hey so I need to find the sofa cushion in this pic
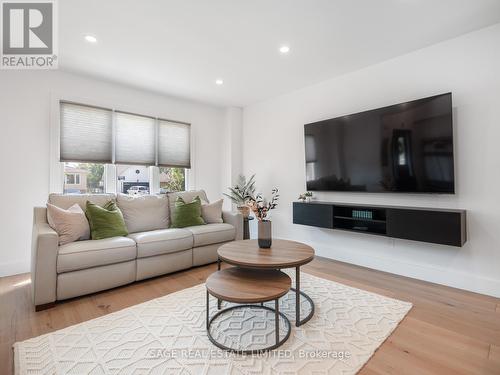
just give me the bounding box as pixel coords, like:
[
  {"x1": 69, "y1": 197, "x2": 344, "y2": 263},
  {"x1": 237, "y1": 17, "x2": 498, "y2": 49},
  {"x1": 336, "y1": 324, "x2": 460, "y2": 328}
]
[
  {"x1": 49, "y1": 193, "x2": 115, "y2": 210},
  {"x1": 201, "y1": 199, "x2": 223, "y2": 224},
  {"x1": 85, "y1": 201, "x2": 129, "y2": 240},
  {"x1": 171, "y1": 196, "x2": 206, "y2": 228},
  {"x1": 117, "y1": 193, "x2": 169, "y2": 233},
  {"x1": 168, "y1": 190, "x2": 208, "y2": 222},
  {"x1": 47, "y1": 203, "x2": 90, "y2": 245},
  {"x1": 57, "y1": 237, "x2": 137, "y2": 273},
  {"x1": 128, "y1": 228, "x2": 193, "y2": 258},
  {"x1": 185, "y1": 223, "x2": 236, "y2": 247}
]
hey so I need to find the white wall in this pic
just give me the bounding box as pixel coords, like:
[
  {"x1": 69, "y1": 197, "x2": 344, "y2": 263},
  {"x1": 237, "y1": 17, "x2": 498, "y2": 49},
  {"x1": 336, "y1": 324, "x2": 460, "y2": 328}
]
[
  {"x1": 221, "y1": 107, "x2": 244, "y2": 210},
  {"x1": 242, "y1": 24, "x2": 500, "y2": 297},
  {"x1": 0, "y1": 70, "x2": 225, "y2": 276}
]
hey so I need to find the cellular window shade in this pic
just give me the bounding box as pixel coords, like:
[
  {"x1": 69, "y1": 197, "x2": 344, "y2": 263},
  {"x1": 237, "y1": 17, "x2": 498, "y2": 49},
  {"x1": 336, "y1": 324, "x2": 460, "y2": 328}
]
[
  {"x1": 60, "y1": 102, "x2": 112, "y2": 163},
  {"x1": 158, "y1": 120, "x2": 191, "y2": 168},
  {"x1": 115, "y1": 112, "x2": 156, "y2": 166}
]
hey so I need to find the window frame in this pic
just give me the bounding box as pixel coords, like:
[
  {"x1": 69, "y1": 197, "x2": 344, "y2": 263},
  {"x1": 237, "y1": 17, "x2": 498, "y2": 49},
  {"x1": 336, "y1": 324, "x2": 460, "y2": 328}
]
[{"x1": 50, "y1": 94, "x2": 193, "y2": 194}]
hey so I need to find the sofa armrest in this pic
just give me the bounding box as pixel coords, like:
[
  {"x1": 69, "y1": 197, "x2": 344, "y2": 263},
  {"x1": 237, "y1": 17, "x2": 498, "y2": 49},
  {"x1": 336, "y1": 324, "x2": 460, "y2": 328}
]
[
  {"x1": 31, "y1": 207, "x2": 59, "y2": 308},
  {"x1": 222, "y1": 211, "x2": 243, "y2": 240}
]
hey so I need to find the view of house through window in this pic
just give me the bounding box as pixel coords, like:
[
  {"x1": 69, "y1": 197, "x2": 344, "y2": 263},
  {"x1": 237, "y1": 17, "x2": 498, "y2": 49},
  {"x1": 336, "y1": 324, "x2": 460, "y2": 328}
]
[
  {"x1": 65, "y1": 173, "x2": 80, "y2": 185},
  {"x1": 63, "y1": 164, "x2": 186, "y2": 195},
  {"x1": 63, "y1": 163, "x2": 105, "y2": 194},
  {"x1": 116, "y1": 165, "x2": 150, "y2": 195},
  {"x1": 159, "y1": 167, "x2": 186, "y2": 193}
]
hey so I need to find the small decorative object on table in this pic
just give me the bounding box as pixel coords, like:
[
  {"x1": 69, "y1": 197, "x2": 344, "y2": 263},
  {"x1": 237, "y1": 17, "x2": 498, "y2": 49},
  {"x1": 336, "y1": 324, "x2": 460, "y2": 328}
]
[
  {"x1": 248, "y1": 188, "x2": 279, "y2": 248},
  {"x1": 223, "y1": 174, "x2": 256, "y2": 218},
  {"x1": 298, "y1": 191, "x2": 313, "y2": 203}
]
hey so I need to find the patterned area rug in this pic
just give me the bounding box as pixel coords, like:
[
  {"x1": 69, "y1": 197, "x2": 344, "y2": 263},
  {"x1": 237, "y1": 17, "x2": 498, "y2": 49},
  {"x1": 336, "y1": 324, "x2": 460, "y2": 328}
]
[{"x1": 14, "y1": 271, "x2": 412, "y2": 374}]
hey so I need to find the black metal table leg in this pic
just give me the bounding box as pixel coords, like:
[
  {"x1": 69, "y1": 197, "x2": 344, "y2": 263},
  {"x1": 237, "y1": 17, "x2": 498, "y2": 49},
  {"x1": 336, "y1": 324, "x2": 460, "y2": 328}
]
[
  {"x1": 217, "y1": 258, "x2": 221, "y2": 309},
  {"x1": 290, "y1": 266, "x2": 315, "y2": 327},
  {"x1": 206, "y1": 290, "x2": 209, "y2": 329},
  {"x1": 275, "y1": 299, "x2": 279, "y2": 344},
  {"x1": 295, "y1": 266, "x2": 300, "y2": 327},
  {"x1": 206, "y1": 301, "x2": 291, "y2": 354}
]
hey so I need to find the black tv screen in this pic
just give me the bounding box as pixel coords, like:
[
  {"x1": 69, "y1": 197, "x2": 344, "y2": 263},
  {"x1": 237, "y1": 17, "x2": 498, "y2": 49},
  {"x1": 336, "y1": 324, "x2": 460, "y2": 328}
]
[{"x1": 304, "y1": 93, "x2": 454, "y2": 193}]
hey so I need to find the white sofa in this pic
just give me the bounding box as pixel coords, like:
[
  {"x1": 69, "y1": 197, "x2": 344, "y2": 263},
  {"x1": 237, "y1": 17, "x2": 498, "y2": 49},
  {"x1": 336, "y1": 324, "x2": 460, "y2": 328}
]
[{"x1": 31, "y1": 190, "x2": 243, "y2": 310}]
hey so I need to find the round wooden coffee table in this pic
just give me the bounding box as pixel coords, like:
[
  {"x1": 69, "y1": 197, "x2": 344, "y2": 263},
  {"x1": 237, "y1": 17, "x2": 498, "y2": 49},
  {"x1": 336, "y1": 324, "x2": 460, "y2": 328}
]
[
  {"x1": 217, "y1": 239, "x2": 315, "y2": 326},
  {"x1": 206, "y1": 267, "x2": 292, "y2": 353}
]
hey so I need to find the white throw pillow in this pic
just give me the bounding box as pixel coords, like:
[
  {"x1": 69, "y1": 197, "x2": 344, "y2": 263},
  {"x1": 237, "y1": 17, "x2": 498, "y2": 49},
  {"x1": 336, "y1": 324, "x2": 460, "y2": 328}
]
[
  {"x1": 201, "y1": 199, "x2": 224, "y2": 224},
  {"x1": 47, "y1": 203, "x2": 90, "y2": 245}
]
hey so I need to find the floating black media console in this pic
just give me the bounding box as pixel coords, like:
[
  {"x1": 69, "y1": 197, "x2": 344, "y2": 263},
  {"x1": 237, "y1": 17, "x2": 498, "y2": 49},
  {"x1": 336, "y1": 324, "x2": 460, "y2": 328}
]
[{"x1": 293, "y1": 201, "x2": 466, "y2": 247}]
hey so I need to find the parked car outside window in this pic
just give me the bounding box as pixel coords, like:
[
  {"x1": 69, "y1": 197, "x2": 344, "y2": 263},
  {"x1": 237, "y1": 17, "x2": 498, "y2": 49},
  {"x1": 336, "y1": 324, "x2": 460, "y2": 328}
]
[{"x1": 127, "y1": 186, "x2": 149, "y2": 195}]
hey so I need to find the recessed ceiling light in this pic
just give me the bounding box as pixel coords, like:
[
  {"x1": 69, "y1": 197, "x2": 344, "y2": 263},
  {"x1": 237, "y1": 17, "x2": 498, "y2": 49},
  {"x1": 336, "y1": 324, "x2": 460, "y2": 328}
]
[
  {"x1": 84, "y1": 35, "x2": 97, "y2": 43},
  {"x1": 215, "y1": 79, "x2": 223, "y2": 85},
  {"x1": 279, "y1": 45, "x2": 290, "y2": 54}
]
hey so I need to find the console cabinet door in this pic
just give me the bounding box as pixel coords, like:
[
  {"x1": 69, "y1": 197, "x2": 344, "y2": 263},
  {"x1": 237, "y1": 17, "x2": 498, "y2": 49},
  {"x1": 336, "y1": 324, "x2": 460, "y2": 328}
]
[
  {"x1": 293, "y1": 202, "x2": 333, "y2": 229},
  {"x1": 386, "y1": 209, "x2": 466, "y2": 247}
]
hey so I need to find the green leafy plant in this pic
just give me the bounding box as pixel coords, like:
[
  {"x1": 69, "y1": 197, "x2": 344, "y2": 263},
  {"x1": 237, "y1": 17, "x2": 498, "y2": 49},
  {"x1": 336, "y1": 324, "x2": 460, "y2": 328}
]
[
  {"x1": 160, "y1": 167, "x2": 185, "y2": 192},
  {"x1": 223, "y1": 174, "x2": 256, "y2": 207},
  {"x1": 298, "y1": 191, "x2": 313, "y2": 201},
  {"x1": 85, "y1": 163, "x2": 104, "y2": 193}
]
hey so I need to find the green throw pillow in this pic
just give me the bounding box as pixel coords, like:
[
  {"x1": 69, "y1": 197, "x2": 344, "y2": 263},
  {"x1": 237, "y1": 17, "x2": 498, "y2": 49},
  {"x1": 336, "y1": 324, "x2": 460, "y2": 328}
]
[
  {"x1": 171, "y1": 196, "x2": 206, "y2": 228},
  {"x1": 85, "y1": 200, "x2": 128, "y2": 240}
]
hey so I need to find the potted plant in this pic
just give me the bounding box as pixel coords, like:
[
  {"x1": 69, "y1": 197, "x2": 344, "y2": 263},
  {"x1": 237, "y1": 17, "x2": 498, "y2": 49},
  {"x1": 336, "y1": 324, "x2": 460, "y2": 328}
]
[
  {"x1": 298, "y1": 191, "x2": 313, "y2": 203},
  {"x1": 247, "y1": 188, "x2": 279, "y2": 248},
  {"x1": 223, "y1": 174, "x2": 256, "y2": 218}
]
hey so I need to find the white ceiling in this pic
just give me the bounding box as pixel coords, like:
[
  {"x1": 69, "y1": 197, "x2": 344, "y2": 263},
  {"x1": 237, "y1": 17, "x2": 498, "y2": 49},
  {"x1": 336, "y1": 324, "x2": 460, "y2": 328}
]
[{"x1": 59, "y1": 0, "x2": 500, "y2": 107}]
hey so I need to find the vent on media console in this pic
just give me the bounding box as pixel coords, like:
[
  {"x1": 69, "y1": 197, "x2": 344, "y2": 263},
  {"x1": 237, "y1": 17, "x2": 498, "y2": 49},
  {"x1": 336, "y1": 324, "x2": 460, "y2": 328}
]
[{"x1": 352, "y1": 210, "x2": 373, "y2": 220}]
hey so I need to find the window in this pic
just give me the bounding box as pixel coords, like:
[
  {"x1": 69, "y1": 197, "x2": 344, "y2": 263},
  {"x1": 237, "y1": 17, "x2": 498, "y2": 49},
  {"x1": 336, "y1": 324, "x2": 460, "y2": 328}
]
[
  {"x1": 65, "y1": 174, "x2": 80, "y2": 185},
  {"x1": 117, "y1": 165, "x2": 150, "y2": 195},
  {"x1": 63, "y1": 163, "x2": 105, "y2": 194},
  {"x1": 158, "y1": 120, "x2": 190, "y2": 168},
  {"x1": 115, "y1": 112, "x2": 156, "y2": 166},
  {"x1": 60, "y1": 102, "x2": 113, "y2": 163},
  {"x1": 59, "y1": 101, "x2": 191, "y2": 194},
  {"x1": 159, "y1": 167, "x2": 186, "y2": 193}
]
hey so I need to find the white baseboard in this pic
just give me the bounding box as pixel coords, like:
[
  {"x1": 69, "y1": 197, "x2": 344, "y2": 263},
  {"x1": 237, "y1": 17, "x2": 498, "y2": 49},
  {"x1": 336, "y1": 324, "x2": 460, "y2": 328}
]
[
  {"x1": 310, "y1": 241, "x2": 500, "y2": 298},
  {"x1": 0, "y1": 260, "x2": 30, "y2": 277}
]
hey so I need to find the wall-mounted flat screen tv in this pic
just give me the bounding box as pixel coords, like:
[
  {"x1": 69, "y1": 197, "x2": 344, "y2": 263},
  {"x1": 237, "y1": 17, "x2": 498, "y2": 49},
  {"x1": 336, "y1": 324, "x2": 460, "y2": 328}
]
[{"x1": 304, "y1": 93, "x2": 454, "y2": 193}]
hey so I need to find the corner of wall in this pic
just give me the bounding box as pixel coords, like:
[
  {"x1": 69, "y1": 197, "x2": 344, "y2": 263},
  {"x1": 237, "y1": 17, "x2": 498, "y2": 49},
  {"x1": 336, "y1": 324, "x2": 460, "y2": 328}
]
[{"x1": 222, "y1": 107, "x2": 244, "y2": 210}]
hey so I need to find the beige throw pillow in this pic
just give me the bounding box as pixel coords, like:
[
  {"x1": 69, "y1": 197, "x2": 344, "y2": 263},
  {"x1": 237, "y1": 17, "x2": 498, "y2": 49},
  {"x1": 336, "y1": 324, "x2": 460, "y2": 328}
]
[
  {"x1": 116, "y1": 193, "x2": 169, "y2": 233},
  {"x1": 201, "y1": 199, "x2": 224, "y2": 224},
  {"x1": 47, "y1": 203, "x2": 90, "y2": 245}
]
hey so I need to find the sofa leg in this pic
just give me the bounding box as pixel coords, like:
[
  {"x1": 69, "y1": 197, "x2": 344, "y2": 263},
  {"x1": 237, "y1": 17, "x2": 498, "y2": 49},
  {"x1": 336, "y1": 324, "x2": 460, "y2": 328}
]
[{"x1": 35, "y1": 302, "x2": 56, "y2": 311}]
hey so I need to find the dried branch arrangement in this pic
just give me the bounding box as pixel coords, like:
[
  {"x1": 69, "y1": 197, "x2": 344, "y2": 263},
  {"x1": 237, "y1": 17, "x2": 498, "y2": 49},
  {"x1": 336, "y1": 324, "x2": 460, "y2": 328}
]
[{"x1": 247, "y1": 188, "x2": 279, "y2": 221}]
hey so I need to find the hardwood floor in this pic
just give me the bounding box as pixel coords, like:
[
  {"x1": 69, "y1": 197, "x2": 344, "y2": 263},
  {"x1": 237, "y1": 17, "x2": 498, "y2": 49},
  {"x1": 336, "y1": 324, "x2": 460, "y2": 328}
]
[{"x1": 1, "y1": 257, "x2": 499, "y2": 374}]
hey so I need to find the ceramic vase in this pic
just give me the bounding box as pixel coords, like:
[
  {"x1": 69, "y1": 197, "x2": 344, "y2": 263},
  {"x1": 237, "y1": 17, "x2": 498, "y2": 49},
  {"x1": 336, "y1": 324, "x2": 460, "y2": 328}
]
[{"x1": 258, "y1": 220, "x2": 272, "y2": 248}]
